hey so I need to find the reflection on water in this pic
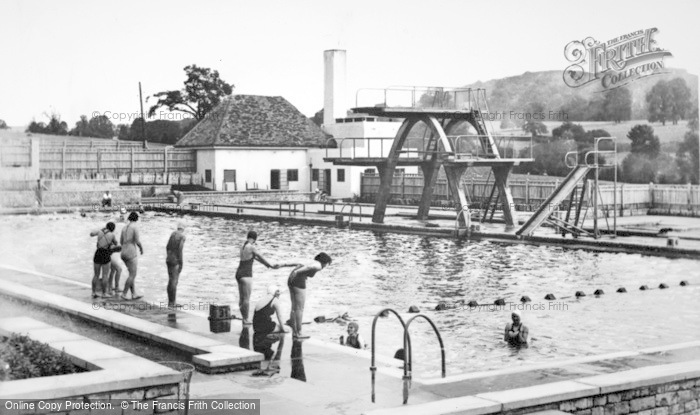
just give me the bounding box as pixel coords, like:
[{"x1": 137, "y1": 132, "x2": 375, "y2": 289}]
[
  {"x1": 239, "y1": 327, "x2": 251, "y2": 350},
  {"x1": 1, "y1": 212, "x2": 699, "y2": 376},
  {"x1": 290, "y1": 340, "x2": 306, "y2": 382}
]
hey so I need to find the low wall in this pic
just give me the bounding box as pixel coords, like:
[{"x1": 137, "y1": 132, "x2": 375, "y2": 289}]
[
  {"x1": 184, "y1": 190, "x2": 313, "y2": 205},
  {"x1": 44, "y1": 179, "x2": 120, "y2": 191},
  {"x1": 0, "y1": 191, "x2": 36, "y2": 208},
  {"x1": 0, "y1": 189, "x2": 141, "y2": 208},
  {"x1": 43, "y1": 189, "x2": 141, "y2": 208},
  {"x1": 507, "y1": 377, "x2": 700, "y2": 415},
  {"x1": 122, "y1": 184, "x2": 173, "y2": 197}
]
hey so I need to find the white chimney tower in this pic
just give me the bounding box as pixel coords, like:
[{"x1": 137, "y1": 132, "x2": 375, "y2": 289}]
[{"x1": 323, "y1": 49, "x2": 347, "y2": 126}]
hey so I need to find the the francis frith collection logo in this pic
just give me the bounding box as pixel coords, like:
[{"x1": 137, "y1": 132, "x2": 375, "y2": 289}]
[{"x1": 563, "y1": 28, "x2": 672, "y2": 91}]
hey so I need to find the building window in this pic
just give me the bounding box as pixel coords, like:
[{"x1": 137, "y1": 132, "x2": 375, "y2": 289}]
[
  {"x1": 287, "y1": 169, "x2": 299, "y2": 182},
  {"x1": 312, "y1": 169, "x2": 319, "y2": 181},
  {"x1": 205, "y1": 169, "x2": 212, "y2": 182},
  {"x1": 337, "y1": 169, "x2": 345, "y2": 182}
]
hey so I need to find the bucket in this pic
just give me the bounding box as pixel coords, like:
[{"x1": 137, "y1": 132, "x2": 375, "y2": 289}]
[{"x1": 208, "y1": 305, "x2": 232, "y2": 333}]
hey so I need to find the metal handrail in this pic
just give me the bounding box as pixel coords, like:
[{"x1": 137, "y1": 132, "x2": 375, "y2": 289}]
[
  {"x1": 451, "y1": 135, "x2": 532, "y2": 160},
  {"x1": 370, "y1": 308, "x2": 411, "y2": 404},
  {"x1": 565, "y1": 151, "x2": 579, "y2": 168},
  {"x1": 325, "y1": 137, "x2": 393, "y2": 159},
  {"x1": 339, "y1": 203, "x2": 362, "y2": 222},
  {"x1": 355, "y1": 86, "x2": 484, "y2": 110},
  {"x1": 454, "y1": 206, "x2": 471, "y2": 231},
  {"x1": 404, "y1": 314, "x2": 446, "y2": 395}
]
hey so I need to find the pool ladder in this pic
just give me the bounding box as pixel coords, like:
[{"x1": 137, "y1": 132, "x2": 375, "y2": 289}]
[{"x1": 370, "y1": 308, "x2": 445, "y2": 405}]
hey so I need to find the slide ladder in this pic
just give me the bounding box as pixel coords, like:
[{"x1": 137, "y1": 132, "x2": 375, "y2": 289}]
[{"x1": 516, "y1": 165, "x2": 592, "y2": 236}]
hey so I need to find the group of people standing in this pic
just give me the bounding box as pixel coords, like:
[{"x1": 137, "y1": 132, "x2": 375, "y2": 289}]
[
  {"x1": 89, "y1": 212, "x2": 148, "y2": 301},
  {"x1": 234, "y1": 230, "x2": 332, "y2": 341},
  {"x1": 90, "y1": 214, "x2": 334, "y2": 346}
]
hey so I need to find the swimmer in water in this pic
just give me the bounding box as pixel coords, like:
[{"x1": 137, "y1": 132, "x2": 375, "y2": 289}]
[{"x1": 504, "y1": 310, "x2": 529, "y2": 347}]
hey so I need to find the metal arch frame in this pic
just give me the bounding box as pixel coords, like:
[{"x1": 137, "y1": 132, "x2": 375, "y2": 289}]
[
  {"x1": 370, "y1": 308, "x2": 412, "y2": 404},
  {"x1": 404, "y1": 314, "x2": 446, "y2": 386}
]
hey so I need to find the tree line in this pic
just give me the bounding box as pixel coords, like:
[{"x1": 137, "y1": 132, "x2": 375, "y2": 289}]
[{"x1": 514, "y1": 109, "x2": 699, "y2": 184}]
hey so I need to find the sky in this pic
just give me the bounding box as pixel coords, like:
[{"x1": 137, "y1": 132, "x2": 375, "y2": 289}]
[{"x1": 0, "y1": 0, "x2": 698, "y2": 127}]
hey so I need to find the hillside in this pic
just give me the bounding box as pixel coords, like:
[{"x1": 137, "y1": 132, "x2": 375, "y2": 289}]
[{"x1": 463, "y1": 68, "x2": 698, "y2": 121}]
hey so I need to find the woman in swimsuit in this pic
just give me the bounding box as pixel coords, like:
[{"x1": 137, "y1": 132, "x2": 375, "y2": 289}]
[
  {"x1": 235, "y1": 231, "x2": 277, "y2": 324},
  {"x1": 120, "y1": 212, "x2": 144, "y2": 300},
  {"x1": 282, "y1": 252, "x2": 332, "y2": 339},
  {"x1": 90, "y1": 222, "x2": 118, "y2": 298}
]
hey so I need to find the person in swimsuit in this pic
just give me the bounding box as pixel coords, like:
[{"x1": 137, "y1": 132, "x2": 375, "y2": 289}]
[
  {"x1": 120, "y1": 212, "x2": 144, "y2": 300},
  {"x1": 340, "y1": 321, "x2": 366, "y2": 349},
  {"x1": 235, "y1": 231, "x2": 277, "y2": 324},
  {"x1": 282, "y1": 252, "x2": 332, "y2": 339},
  {"x1": 251, "y1": 285, "x2": 288, "y2": 375},
  {"x1": 504, "y1": 310, "x2": 529, "y2": 347},
  {"x1": 108, "y1": 246, "x2": 123, "y2": 297},
  {"x1": 165, "y1": 222, "x2": 186, "y2": 307},
  {"x1": 90, "y1": 222, "x2": 118, "y2": 298}
]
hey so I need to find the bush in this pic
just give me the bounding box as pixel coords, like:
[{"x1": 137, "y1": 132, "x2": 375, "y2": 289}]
[{"x1": 0, "y1": 333, "x2": 81, "y2": 380}]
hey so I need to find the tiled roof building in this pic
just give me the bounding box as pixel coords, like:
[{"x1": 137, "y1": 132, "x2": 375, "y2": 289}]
[{"x1": 175, "y1": 95, "x2": 329, "y2": 148}]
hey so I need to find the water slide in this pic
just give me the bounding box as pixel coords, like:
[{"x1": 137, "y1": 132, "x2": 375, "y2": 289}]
[{"x1": 516, "y1": 165, "x2": 592, "y2": 236}]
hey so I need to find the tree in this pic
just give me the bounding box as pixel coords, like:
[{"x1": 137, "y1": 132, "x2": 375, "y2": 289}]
[
  {"x1": 87, "y1": 115, "x2": 115, "y2": 138},
  {"x1": 552, "y1": 121, "x2": 586, "y2": 143},
  {"x1": 148, "y1": 65, "x2": 234, "y2": 121},
  {"x1": 514, "y1": 140, "x2": 576, "y2": 177},
  {"x1": 627, "y1": 124, "x2": 660, "y2": 158},
  {"x1": 311, "y1": 109, "x2": 323, "y2": 126},
  {"x1": 0, "y1": 119, "x2": 8, "y2": 129},
  {"x1": 117, "y1": 124, "x2": 130, "y2": 141},
  {"x1": 70, "y1": 115, "x2": 114, "y2": 138},
  {"x1": 26, "y1": 114, "x2": 68, "y2": 135},
  {"x1": 667, "y1": 78, "x2": 692, "y2": 125},
  {"x1": 522, "y1": 120, "x2": 548, "y2": 138},
  {"x1": 602, "y1": 87, "x2": 632, "y2": 123},
  {"x1": 646, "y1": 78, "x2": 692, "y2": 126},
  {"x1": 621, "y1": 153, "x2": 658, "y2": 183},
  {"x1": 676, "y1": 105, "x2": 699, "y2": 184}
]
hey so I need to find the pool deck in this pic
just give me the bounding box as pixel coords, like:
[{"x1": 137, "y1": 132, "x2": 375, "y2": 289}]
[{"x1": 1, "y1": 264, "x2": 700, "y2": 415}]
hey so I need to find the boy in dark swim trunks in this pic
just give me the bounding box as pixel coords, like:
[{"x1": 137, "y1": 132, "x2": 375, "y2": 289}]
[
  {"x1": 235, "y1": 231, "x2": 278, "y2": 324},
  {"x1": 90, "y1": 222, "x2": 118, "y2": 298},
  {"x1": 280, "y1": 252, "x2": 332, "y2": 339}
]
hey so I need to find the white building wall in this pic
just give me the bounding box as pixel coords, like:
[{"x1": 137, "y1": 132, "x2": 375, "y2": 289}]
[
  {"x1": 196, "y1": 149, "x2": 217, "y2": 189},
  {"x1": 195, "y1": 148, "x2": 310, "y2": 192}
]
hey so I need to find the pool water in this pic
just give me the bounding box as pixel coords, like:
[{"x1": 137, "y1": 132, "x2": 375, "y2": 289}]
[{"x1": 1, "y1": 212, "x2": 699, "y2": 377}]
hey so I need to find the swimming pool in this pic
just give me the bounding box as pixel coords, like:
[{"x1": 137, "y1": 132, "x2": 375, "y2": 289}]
[{"x1": 1, "y1": 211, "x2": 698, "y2": 377}]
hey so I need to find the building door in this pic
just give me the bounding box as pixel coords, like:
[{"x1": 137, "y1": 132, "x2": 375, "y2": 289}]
[
  {"x1": 271, "y1": 169, "x2": 280, "y2": 190},
  {"x1": 324, "y1": 169, "x2": 331, "y2": 195},
  {"x1": 223, "y1": 169, "x2": 236, "y2": 191}
]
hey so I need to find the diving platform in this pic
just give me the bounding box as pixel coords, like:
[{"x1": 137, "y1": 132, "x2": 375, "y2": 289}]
[{"x1": 324, "y1": 87, "x2": 535, "y2": 228}]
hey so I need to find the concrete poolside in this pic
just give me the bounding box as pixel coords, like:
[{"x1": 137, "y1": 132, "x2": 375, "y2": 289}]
[{"x1": 1, "y1": 265, "x2": 699, "y2": 415}]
